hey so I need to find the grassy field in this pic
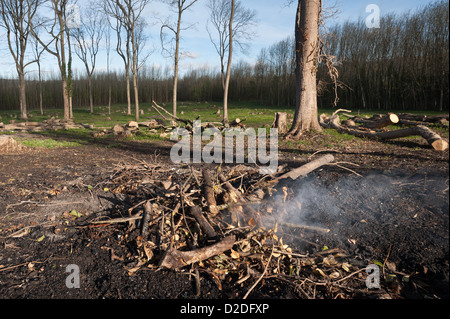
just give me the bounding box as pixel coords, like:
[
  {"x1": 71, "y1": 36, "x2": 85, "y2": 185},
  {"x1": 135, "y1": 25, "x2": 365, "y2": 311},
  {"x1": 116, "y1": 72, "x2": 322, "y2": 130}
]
[
  {"x1": 1, "y1": 102, "x2": 448, "y2": 151},
  {"x1": 1, "y1": 101, "x2": 447, "y2": 128}
]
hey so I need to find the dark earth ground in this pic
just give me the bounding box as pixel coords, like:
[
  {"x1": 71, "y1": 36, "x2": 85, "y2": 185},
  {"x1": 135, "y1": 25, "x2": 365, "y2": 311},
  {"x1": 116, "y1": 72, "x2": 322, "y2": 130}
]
[{"x1": 0, "y1": 132, "x2": 448, "y2": 300}]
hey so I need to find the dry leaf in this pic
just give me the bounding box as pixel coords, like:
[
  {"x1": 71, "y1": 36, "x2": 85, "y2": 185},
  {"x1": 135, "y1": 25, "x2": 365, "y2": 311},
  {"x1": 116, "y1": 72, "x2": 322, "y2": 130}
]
[
  {"x1": 329, "y1": 271, "x2": 340, "y2": 279},
  {"x1": 230, "y1": 249, "x2": 240, "y2": 259},
  {"x1": 313, "y1": 268, "x2": 327, "y2": 278},
  {"x1": 342, "y1": 262, "x2": 352, "y2": 272},
  {"x1": 247, "y1": 218, "x2": 256, "y2": 227},
  {"x1": 323, "y1": 255, "x2": 337, "y2": 267}
]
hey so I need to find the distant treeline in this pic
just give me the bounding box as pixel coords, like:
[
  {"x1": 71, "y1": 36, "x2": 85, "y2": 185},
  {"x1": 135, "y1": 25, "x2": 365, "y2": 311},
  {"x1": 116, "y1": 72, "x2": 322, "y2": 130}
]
[{"x1": 0, "y1": 0, "x2": 448, "y2": 112}]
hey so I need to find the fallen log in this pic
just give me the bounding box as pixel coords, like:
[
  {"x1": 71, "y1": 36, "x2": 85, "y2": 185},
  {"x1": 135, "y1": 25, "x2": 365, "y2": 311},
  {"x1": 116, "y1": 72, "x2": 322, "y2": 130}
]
[
  {"x1": 159, "y1": 235, "x2": 236, "y2": 269},
  {"x1": 273, "y1": 154, "x2": 335, "y2": 182},
  {"x1": 151, "y1": 100, "x2": 194, "y2": 126},
  {"x1": 397, "y1": 113, "x2": 449, "y2": 123},
  {"x1": 361, "y1": 113, "x2": 399, "y2": 129},
  {"x1": 230, "y1": 118, "x2": 246, "y2": 127},
  {"x1": 320, "y1": 113, "x2": 449, "y2": 151}
]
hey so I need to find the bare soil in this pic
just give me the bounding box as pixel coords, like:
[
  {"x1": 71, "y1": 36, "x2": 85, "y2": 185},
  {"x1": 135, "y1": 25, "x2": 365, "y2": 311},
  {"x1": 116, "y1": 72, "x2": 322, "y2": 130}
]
[{"x1": 0, "y1": 132, "x2": 448, "y2": 300}]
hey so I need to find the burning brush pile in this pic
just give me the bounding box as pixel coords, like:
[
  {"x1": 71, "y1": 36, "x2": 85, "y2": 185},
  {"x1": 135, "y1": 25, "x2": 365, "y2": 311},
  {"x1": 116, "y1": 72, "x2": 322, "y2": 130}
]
[{"x1": 84, "y1": 154, "x2": 383, "y2": 299}]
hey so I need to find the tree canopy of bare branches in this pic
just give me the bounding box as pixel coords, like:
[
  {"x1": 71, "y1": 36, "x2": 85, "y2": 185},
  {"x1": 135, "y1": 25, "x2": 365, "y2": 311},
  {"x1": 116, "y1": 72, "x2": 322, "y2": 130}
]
[
  {"x1": 72, "y1": 4, "x2": 105, "y2": 113},
  {"x1": 103, "y1": 0, "x2": 151, "y2": 121},
  {"x1": 0, "y1": 0, "x2": 42, "y2": 120},
  {"x1": 206, "y1": 0, "x2": 256, "y2": 125},
  {"x1": 160, "y1": 0, "x2": 198, "y2": 117}
]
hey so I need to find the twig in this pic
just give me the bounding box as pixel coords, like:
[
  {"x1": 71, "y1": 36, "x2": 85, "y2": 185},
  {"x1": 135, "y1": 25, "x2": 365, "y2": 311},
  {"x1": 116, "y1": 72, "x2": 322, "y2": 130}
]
[
  {"x1": 141, "y1": 201, "x2": 153, "y2": 238},
  {"x1": 382, "y1": 243, "x2": 392, "y2": 278},
  {"x1": 326, "y1": 162, "x2": 363, "y2": 177},
  {"x1": 90, "y1": 215, "x2": 142, "y2": 225},
  {"x1": 333, "y1": 268, "x2": 366, "y2": 284},
  {"x1": 243, "y1": 245, "x2": 274, "y2": 299}
]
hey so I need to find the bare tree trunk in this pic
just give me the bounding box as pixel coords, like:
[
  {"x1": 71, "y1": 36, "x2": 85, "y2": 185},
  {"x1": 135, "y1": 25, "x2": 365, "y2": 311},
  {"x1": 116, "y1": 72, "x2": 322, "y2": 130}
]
[
  {"x1": 62, "y1": 76, "x2": 70, "y2": 121},
  {"x1": 126, "y1": 70, "x2": 131, "y2": 115},
  {"x1": 132, "y1": 31, "x2": 140, "y2": 122},
  {"x1": 288, "y1": 0, "x2": 322, "y2": 138},
  {"x1": 88, "y1": 75, "x2": 94, "y2": 113},
  {"x1": 18, "y1": 72, "x2": 28, "y2": 120},
  {"x1": 172, "y1": 9, "x2": 182, "y2": 117},
  {"x1": 223, "y1": 0, "x2": 235, "y2": 126},
  {"x1": 133, "y1": 69, "x2": 139, "y2": 121},
  {"x1": 38, "y1": 60, "x2": 43, "y2": 115}
]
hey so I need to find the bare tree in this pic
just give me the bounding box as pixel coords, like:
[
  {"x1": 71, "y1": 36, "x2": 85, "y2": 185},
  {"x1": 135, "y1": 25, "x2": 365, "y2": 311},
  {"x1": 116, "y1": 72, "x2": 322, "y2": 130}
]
[
  {"x1": 72, "y1": 5, "x2": 105, "y2": 113},
  {"x1": 105, "y1": 23, "x2": 112, "y2": 114},
  {"x1": 30, "y1": 0, "x2": 75, "y2": 121},
  {"x1": 0, "y1": 0, "x2": 42, "y2": 120},
  {"x1": 30, "y1": 26, "x2": 46, "y2": 115},
  {"x1": 287, "y1": 0, "x2": 322, "y2": 138},
  {"x1": 206, "y1": 0, "x2": 256, "y2": 125},
  {"x1": 104, "y1": 0, "x2": 151, "y2": 121},
  {"x1": 160, "y1": 0, "x2": 198, "y2": 117},
  {"x1": 104, "y1": 1, "x2": 132, "y2": 115}
]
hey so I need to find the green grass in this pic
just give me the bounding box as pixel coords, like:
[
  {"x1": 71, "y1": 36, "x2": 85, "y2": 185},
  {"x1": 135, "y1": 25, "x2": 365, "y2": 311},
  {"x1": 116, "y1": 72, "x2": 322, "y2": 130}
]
[
  {"x1": 1, "y1": 102, "x2": 447, "y2": 151},
  {"x1": 16, "y1": 137, "x2": 83, "y2": 149}
]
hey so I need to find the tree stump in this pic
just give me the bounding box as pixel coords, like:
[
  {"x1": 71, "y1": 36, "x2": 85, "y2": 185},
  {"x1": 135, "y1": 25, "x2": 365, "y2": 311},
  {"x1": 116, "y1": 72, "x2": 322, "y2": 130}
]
[{"x1": 272, "y1": 112, "x2": 288, "y2": 134}]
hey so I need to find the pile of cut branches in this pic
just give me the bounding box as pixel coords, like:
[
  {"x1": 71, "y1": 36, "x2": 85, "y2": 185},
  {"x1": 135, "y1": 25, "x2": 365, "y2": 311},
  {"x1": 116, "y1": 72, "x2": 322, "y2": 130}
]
[{"x1": 80, "y1": 155, "x2": 393, "y2": 298}]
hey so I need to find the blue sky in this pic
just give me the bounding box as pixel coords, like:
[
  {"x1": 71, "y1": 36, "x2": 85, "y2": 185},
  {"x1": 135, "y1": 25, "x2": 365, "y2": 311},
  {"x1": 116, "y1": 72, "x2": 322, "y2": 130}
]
[{"x1": 0, "y1": 0, "x2": 440, "y2": 79}]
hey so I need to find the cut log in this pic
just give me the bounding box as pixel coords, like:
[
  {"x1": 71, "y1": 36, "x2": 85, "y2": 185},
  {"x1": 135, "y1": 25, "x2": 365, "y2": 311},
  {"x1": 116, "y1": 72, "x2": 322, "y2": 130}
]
[
  {"x1": 273, "y1": 154, "x2": 335, "y2": 182},
  {"x1": 159, "y1": 235, "x2": 236, "y2": 269},
  {"x1": 320, "y1": 113, "x2": 449, "y2": 151},
  {"x1": 189, "y1": 206, "x2": 217, "y2": 239},
  {"x1": 272, "y1": 112, "x2": 288, "y2": 134},
  {"x1": 397, "y1": 113, "x2": 449, "y2": 123},
  {"x1": 202, "y1": 169, "x2": 219, "y2": 216},
  {"x1": 362, "y1": 113, "x2": 399, "y2": 129}
]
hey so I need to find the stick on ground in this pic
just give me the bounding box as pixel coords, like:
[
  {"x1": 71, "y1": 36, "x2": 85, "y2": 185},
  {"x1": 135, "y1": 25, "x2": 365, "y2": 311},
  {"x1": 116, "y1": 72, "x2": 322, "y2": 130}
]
[{"x1": 159, "y1": 235, "x2": 236, "y2": 269}]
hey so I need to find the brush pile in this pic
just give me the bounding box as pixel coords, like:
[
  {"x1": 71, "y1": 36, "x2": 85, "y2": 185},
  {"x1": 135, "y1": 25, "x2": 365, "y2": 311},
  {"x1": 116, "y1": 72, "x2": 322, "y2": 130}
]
[{"x1": 78, "y1": 154, "x2": 395, "y2": 299}]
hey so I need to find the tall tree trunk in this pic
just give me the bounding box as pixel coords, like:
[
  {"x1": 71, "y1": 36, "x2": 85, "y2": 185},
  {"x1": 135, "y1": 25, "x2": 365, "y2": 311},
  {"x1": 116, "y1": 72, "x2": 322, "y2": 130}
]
[
  {"x1": 38, "y1": 60, "x2": 43, "y2": 115},
  {"x1": 126, "y1": 70, "x2": 131, "y2": 115},
  {"x1": 132, "y1": 33, "x2": 139, "y2": 122},
  {"x1": 62, "y1": 76, "x2": 70, "y2": 121},
  {"x1": 18, "y1": 71, "x2": 28, "y2": 120},
  {"x1": 287, "y1": 0, "x2": 322, "y2": 138},
  {"x1": 172, "y1": 9, "x2": 182, "y2": 117},
  {"x1": 223, "y1": 0, "x2": 235, "y2": 126},
  {"x1": 88, "y1": 75, "x2": 94, "y2": 113}
]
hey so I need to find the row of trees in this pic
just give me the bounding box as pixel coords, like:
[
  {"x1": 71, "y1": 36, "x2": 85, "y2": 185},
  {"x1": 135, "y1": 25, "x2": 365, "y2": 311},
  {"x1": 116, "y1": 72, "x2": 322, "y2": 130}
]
[
  {"x1": 0, "y1": 0, "x2": 258, "y2": 125},
  {"x1": 0, "y1": 1, "x2": 448, "y2": 118}
]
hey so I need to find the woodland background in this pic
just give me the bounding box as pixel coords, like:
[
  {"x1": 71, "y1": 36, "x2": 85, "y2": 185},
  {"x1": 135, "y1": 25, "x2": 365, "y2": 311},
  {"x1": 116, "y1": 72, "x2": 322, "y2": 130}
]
[{"x1": 0, "y1": 0, "x2": 448, "y2": 112}]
